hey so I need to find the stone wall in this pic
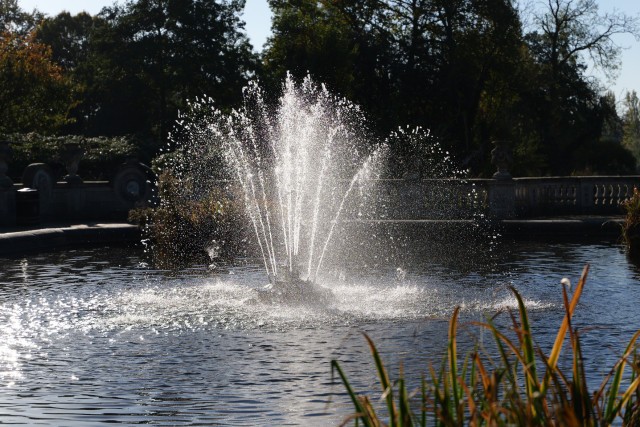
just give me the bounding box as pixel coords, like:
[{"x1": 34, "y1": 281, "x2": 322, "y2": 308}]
[{"x1": 0, "y1": 139, "x2": 157, "y2": 227}]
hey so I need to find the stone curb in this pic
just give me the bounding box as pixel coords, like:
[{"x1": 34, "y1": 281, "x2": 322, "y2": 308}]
[
  {"x1": 348, "y1": 216, "x2": 623, "y2": 235},
  {"x1": 0, "y1": 223, "x2": 141, "y2": 256},
  {"x1": 499, "y1": 217, "x2": 624, "y2": 236},
  {"x1": 0, "y1": 217, "x2": 624, "y2": 257}
]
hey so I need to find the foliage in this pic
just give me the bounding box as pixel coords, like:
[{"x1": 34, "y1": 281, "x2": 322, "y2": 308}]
[
  {"x1": 82, "y1": 0, "x2": 257, "y2": 141},
  {"x1": 384, "y1": 126, "x2": 465, "y2": 179},
  {"x1": 622, "y1": 91, "x2": 640, "y2": 169},
  {"x1": 1, "y1": 0, "x2": 637, "y2": 177},
  {"x1": 0, "y1": 0, "x2": 45, "y2": 34},
  {"x1": 264, "y1": 0, "x2": 526, "y2": 159},
  {"x1": 568, "y1": 137, "x2": 635, "y2": 176},
  {"x1": 263, "y1": 0, "x2": 389, "y2": 119},
  {"x1": 621, "y1": 187, "x2": 640, "y2": 258},
  {"x1": 264, "y1": 0, "x2": 639, "y2": 176},
  {"x1": 35, "y1": 11, "x2": 98, "y2": 71},
  {"x1": 0, "y1": 28, "x2": 75, "y2": 134},
  {"x1": 333, "y1": 265, "x2": 640, "y2": 426},
  {"x1": 513, "y1": 0, "x2": 639, "y2": 175},
  {"x1": 129, "y1": 170, "x2": 244, "y2": 269},
  {"x1": 5, "y1": 133, "x2": 141, "y2": 181},
  {"x1": 530, "y1": 0, "x2": 639, "y2": 81}
]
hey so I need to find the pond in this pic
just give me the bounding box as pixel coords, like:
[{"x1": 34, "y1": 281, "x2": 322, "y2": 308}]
[{"x1": 0, "y1": 234, "x2": 639, "y2": 425}]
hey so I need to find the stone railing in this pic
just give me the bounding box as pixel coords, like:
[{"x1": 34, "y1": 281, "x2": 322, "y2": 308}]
[
  {"x1": 365, "y1": 179, "x2": 487, "y2": 220},
  {"x1": 2, "y1": 138, "x2": 638, "y2": 226},
  {"x1": 366, "y1": 176, "x2": 639, "y2": 221},
  {"x1": 513, "y1": 177, "x2": 640, "y2": 217}
]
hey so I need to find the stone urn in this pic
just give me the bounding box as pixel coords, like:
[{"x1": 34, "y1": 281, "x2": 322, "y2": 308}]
[
  {"x1": 0, "y1": 139, "x2": 13, "y2": 190},
  {"x1": 61, "y1": 142, "x2": 84, "y2": 184},
  {"x1": 491, "y1": 140, "x2": 513, "y2": 180}
]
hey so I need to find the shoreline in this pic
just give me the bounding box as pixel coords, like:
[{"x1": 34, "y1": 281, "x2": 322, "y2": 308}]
[{"x1": 0, "y1": 216, "x2": 623, "y2": 257}]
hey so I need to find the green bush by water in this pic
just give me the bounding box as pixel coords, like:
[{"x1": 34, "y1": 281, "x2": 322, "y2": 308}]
[
  {"x1": 333, "y1": 265, "x2": 640, "y2": 426},
  {"x1": 129, "y1": 170, "x2": 244, "y2": 269},
  {"x1": 622, "y1": 187, "x2": 640, "y2": 259}
]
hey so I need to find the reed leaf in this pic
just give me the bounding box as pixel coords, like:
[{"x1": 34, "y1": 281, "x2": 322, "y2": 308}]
[
  {"x1": 448, "y1": 306, "x2": 461, "y2": 422},
  {"x1": 541, "y1": 264, "x2": 589, "y2": 395},
  {"x1": 332, "y1": 265, "x2": 640, "y2": 426},
  {"x1": 511, "y1": 287, "x2": 539, "y2": 400},
  {"x1": 609, "y1": 375, "x2": 640, "y2": 421},
  {"x1": 398, "y1": 370, "x2": 412, "y2": 427},
  {"x1": 421, "y1": 375, "x2": 427, "y2": 427},
  {"x1": 604, "y1": 329, "x2": 640, "y2": 423},
  {"x1": 362, "y1": 332, "x2": 397, "y2": 425},
  {"x1": 332, "y1": 359, "x2": 375, "y2": 427}
]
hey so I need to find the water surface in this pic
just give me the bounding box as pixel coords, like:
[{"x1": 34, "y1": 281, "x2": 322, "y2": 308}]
[{"x1": 0, "y1": 237, "x2": 638, "y2": 425}]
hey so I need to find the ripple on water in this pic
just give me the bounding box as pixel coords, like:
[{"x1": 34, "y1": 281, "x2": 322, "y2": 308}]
[{"x1": 0, "y1": 241, "x2": 637, "y2": 424}]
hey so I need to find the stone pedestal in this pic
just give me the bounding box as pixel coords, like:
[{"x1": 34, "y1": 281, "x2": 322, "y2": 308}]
[
  {"x1": 487, "y1": 180, "x2": 515, "y2": 219},
  {"x1": 0, "y1": 190, "x2": 16, "y2": 227},
  {"x1": 0, "y1": 140, "x2": 15, "y2": 226},
  {"x1": 0, "y1": 139, "x2": 13, "y2": 191},
  {"x1": 491, "y1": 140, "x2": 513, "y2": 180},
  {"x1": 64, "y1": 185, "x2": 87, "y2": 219},
  {"x1": 487, "y1": 140, "x2": 516, "y2": 219},
  {"x1": 22, "y1": 163, "x2": 55, "y2": 219}
]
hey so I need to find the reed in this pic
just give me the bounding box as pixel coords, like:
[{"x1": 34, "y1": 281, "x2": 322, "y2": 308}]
[{"x1": 332, "y1": 265, "x2": 640, "y2": 426}]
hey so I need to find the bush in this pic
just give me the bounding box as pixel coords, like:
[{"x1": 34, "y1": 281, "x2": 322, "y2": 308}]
[
  {"x1": 128, "y1": 170, "x2": 244, "y2": 269},
  {"x1": 621, "y1": 187, "x2": 640, "y2": 259}
]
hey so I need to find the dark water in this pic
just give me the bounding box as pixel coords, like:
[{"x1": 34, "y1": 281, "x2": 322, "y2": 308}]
[{"x1": 0, "y1": 236, "x2": 639, "y2": 425}]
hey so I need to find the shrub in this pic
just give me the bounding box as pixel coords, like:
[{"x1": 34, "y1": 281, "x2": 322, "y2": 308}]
[
  {"x1": 621, "y1": 187, "x2": 640, "y2": 259},
  {"x1": 128, "y1": 170, "x2": 244, "y2": 269},
  {"x1": 333, "y1": 265, "x2": 640, "y2": 426}
]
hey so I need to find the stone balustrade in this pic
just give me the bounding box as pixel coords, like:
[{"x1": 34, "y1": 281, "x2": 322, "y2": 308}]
[
  {"x1": 365, "y1": 176, "x2": 640, "y2": 221},
  {"x1": 513, "y1": 176, "x2": 639, "y2": 216},
  {"x1": 1, "y1": 138, "x2": 638, "y2": 227}
]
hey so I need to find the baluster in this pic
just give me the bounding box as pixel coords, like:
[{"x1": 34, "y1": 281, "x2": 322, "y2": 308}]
[{"x1": 607, "y1": 183, "x2": 614, "y2": 206}]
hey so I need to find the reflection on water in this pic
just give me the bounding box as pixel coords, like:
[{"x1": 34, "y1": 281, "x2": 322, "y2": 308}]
[{"x1": 0, "y1": 238, "x2": 638, "y2": 424}]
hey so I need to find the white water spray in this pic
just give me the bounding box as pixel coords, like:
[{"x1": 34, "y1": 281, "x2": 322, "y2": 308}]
[{"x1": 188, "y1": 75, "x2": 387, "y2": 285}]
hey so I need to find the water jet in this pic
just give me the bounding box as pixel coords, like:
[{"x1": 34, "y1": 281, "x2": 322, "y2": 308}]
[{"x1": 177, "y1": 74, "x2": 388, "y2": 296}]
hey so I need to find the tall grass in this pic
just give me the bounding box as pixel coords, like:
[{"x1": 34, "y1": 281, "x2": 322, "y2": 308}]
[{"x1": 332, "y1": 265, "x2": 640, "y2": 426}]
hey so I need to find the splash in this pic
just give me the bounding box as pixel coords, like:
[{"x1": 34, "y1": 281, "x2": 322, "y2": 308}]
[{"x1": 179, "y1": 75, "x2": 387, "y2": 287}]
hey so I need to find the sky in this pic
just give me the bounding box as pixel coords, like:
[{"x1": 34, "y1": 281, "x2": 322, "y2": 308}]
[{"x1": 17, "y1": 0, "x2": 640, "y2": 107}]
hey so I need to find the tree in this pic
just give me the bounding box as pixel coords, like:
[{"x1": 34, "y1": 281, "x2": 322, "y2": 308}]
[
  {"x1": 36, "y1": 12, "x2": 98, "y2": 71},
  {"x1": 0, "y1": 0, "x2": 45, "y2": 34},
  {"x1": 263, "y1": 0, "x2": 393, "y2": 130},
  {"x1": 264, "y1": 0, "x2": 525, "y2": 158},
  {"x1": 34, "y1": 12, "x2": 106, "y2": 135},
  {"x1": 519, "y1": 0, "x2": 640, "y2": 174},
  {"x1": 532, "y1": 0, "x2": 640, "y2": 81},
  {"x1": 66, "y1": 0, "x2": 258, "y2": 141},
  {"x1": 623, "y1": 90, "x2": 640, "y2": 168},
  {"x1": 0, "y1": 28, "x2": 75, "y2": 134}
]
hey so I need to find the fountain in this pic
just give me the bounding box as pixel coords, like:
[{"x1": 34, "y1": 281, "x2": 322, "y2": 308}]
[
  {"x1": 175, "y1": 74, "x2": 388, "y2": 302},
  {"x1": 3, "y1": 76, "x2": 636, "y2": 425}
]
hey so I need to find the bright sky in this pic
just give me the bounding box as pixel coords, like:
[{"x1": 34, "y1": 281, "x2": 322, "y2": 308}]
[{"x1": 18, "y1": 0, "x2": 640, "y2": 106}]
